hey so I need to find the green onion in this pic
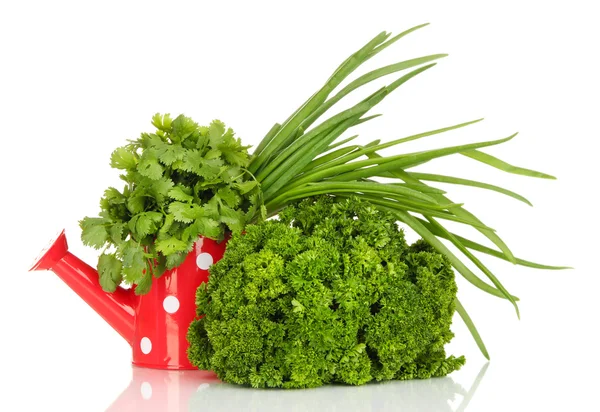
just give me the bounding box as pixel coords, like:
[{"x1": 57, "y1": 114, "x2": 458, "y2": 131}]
[{"x1": 245, "y1": 24, "x2": 567, "y2": 358}]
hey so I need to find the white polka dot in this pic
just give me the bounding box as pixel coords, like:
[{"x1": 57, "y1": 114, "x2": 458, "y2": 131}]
[
  {"x1": 140, "y1": 337, "x2": 152, "y2": 354},
  {"x1": 163, "y1": 295, "x2": 180, "y2": 314},
  {"x1": 197, "y1": 383, "x2": 210, "y2": 391},
  {"x1": 196, "y1": 252, "x2": 214, "y2": 270},
  {"x1": 140, "y1": 382, "x2": 152, "y2": 399}
]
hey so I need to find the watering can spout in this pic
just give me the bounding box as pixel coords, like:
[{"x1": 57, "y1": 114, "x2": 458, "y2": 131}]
[{"x1": 30, "y1": 230, "x2": 136, "y2": 345}]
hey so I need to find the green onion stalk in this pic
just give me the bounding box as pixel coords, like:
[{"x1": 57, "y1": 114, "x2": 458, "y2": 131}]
[{"x1": 244, "y1": 23, "x2": 568, "y2": 359}]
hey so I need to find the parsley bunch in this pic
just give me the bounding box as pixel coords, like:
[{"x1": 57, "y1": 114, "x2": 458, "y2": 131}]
[
  {"x1": 80, "y1": 114, "x2": 262, "y2": 295},
  {"x1": 187, "y1": 197, "x2": 465, "y2": 388}
]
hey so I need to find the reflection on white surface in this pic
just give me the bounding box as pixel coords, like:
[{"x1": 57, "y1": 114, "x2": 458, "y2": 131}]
[
  {"x1": 105, "y1": 367, "x2": 220, "y2": 411},
  {"x1": 106, "y1": 363, "x2": 488, "y2": 412}
]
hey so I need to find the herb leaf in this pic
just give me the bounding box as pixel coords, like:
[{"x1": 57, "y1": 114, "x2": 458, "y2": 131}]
[
  {"x1": 80, "y1": 217, "x2": 108, "y2": 249},
  {"x1": 81, "y1": 114, "x2": 263, "y2": 294},
  {"x1": 98, "y1": 253, "x2": 123, "y2": 293}
]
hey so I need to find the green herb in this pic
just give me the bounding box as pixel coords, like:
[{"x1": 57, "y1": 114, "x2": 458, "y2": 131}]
[
  {"x1": 242, "y1": 24, "x2": 568, "y2": 357},
  {"x1": 81, "y1": 24, "x2": 568, "y2": 358},
  {"x1": 187, "y1": 197, "x2": 465, "y2": 388},
  {"x1": 80, "y1": 114, "x2": 261, "y2": 294}
]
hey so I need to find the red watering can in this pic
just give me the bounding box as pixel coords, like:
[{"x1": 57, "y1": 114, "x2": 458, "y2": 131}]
[{"x1": 29, "y1": 230, "x2": 227, "y2": 370}]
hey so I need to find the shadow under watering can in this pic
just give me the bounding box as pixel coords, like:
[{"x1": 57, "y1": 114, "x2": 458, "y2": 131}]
[{"x1": 29, "y1": 230, "x2": 228, "y2": 370}]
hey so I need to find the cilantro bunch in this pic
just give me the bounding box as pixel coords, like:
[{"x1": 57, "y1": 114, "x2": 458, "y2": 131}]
[
  {"x1": 187, "y1": 197, "x2": 465, "y2": 388},
  {"x1": 80, "y1": 114, "x2": 262, "y2": 294}
]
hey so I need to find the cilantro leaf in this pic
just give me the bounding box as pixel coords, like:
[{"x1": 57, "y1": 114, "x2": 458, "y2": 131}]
[
  {"x1": 155, "y1": 140, "x2": 186, "y2": 166},
  {"x1": 179, "y1": 149, "x2": 204, "y2": 175},
  {"x1": 197, "y1": 217, "x2": 222, "y2": 239},
  {"x1": 140, "y1": 132, "x2": 164, "y2": 149},
  {"x1": 180, "y1": 149, "x2": 223, "y2": 179},
  {"x1": 235, "y1": 180, "x2": 258, "y2": 194},
  {"x1": 216, "y1": 186, "x2": 241, "y2": 208},
  {"x1": 110, "y1": 147, "x2": 137, "y2": 170},
  {"x1": 181, "y1": 220, "x2": 201, "y2": 242},
  {"x1": 131, "y1": 212, "x2": 163, "y2": 238},
  {"x1": 153, "y1": 255, "x2": 167, "y2": 278},
  {"x1": 134, "y1": 270, "x2": 153, "y2": 295},
  {"x1": 121, "y1": 241, "x2": 147, "y2": 283},
  {"x1": 181, "y1": 217, "x2": 221, "y2": 242},
  {"x1": 196, "y1": 126, "x2": 209, "y2": 150},
  {"x1": 166, "y1": 252, "x2": 187, "y2": 269},
  {"x1": 202, "y1": 197, "x2": 221, "y2": 220},
  {"x1": 144, "y1": 176, "x2": 174, "y2": 203},
  {"x1": 155, "y1": 237, "x2": 189, "y2": 255},
  {"x1": 204, "y1": 149, "x2": 221, "y2": 160},
  {"x1": 208, "y1": 120, "x2": 226, "y2": 148},
  {"x1": 152, "y1": 113, "x2": 173, "y2": 132},
  {"x1": 201, "y1": 158, "x2": 224, "y2": 180},
  {"x1": 109, "y1": 222, "x2": 126, "y2": 244},
  {"x1": 158, "y1": 213, "x2": 175, "y2": 238},
  {"x1": 219, "y1": 205, "x2": 245, "y2": 234},
  {"x1": 218, "y1": 129, "x2": 250, "y2": 166},
  {"x1": 101, "y1": 187, "x2": 127, "y2": 205},
  {"x1": 260, "y1": 204, "x2": 268, "y2": 220},
  {"x1": 80, "y1": 217, "x2": 108, "y2": 249},
  {"x1": 98, "y1": 253, "x2": 123, "y2": 293},
  {"x1": 169, "y1": 201, "x2": 204, "y2": 223},
  {"x1": 168, "y1": 186, "x2": 194, "y2": 202},
  {"x1": 171, "y1": 115, "x2": 198, "y2": 142},
  {"x1": 127, "y1": 193, "x2": 146, "y2": 214},
  {"x1": 137, "y1": 149, "x2": 163, "y2": 180}
]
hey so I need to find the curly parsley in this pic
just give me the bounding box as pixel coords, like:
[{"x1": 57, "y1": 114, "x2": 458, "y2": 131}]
[{"x1": 187, "y1": 196, "x2": 465, "y2": 388}]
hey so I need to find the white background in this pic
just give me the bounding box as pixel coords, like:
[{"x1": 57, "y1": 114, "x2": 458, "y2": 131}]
[{"x1": 1, "y1": 1, "x2": 598, "y2": 411}]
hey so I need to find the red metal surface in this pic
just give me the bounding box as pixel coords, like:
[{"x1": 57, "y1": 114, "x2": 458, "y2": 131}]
[
  {"x1": 30, "y1": 230, "x2": 228, "y2": 370},
  {"x1": 30, "y1": 230, "x2": 136, "y2": 344},
  {"x1": 131, "y1": 237, "x2": 227, "y2": 369}
]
